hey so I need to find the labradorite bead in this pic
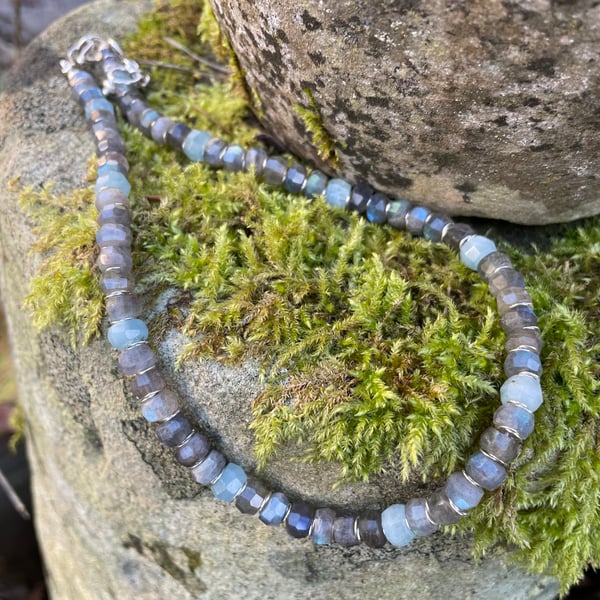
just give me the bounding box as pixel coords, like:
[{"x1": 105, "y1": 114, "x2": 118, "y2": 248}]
[
  {"x1": 129, "y1": 368, "x2": 165, "y2": 399},
  {"x1": 151, "y1": 116, "x2": 175, "y2": 144},
  {"x1": 500, "y1": 373, "x2": 543, "y2": 412},
  {"x1": 381, "y1": 504, "x2": 415, "y2": 547},
  {"x1": 118, "y1": 343, "x2": 155, "y2": 376},
  {"x1": 100, "y1": 271, "x2": 134, "y2": 294},
  {"x1": 98, "y1": 246, "x2": 132, "y2": 273},
  {"x1": 166, "y1": 122, "x2": 191, "y2": 151},
  {"x1": 243, "y1": 147, "x2": 268, "y2": 175},
  {"x1": 259, "y1": 492, "x2": 290, "y2": 526},
  {"x1": 304, "y1": 170, "x2": 328, "y2": 199},
  {"x1": 493, "y1": 403, "x2": 535, "y2": 440},
  {"x1": 97, "y1": 137, "x2": 126, "y2": 157},
  {"x1": 460, "y1": 235, "x2": 497, "y2": 271},
  {"x1": 357, "y1": 510, "x2": 386, "y2": 547},
  {"x1": 212, "y1": 463, "x2": 247, "y2": 503},
  {"x1": 405, "y1": 206, "x2": 431, "y2": 235},
  {"x1": 504, "y1": 329, "x2": 543, "y2": 354},
  {"x1": 427, "y1": 490, "x2": 461, "y2": 525},
  {"x1": 95, "y1": 189, "x2": 129, "y2": 211},
  {"x1": 204, "y1": 138, "x2": 227, "y2": 167},
  {"x1": 235, "y1": 477, "x2": 269, "y2": 515},
  {"x1": 98, "y1": 204, "x2": 131, "y2": 227},
  {"x1": 325, "y1": 178, "x2": 352, "y2": 209},
  {"x1": 78, "y1": 87, "x2": 103, "y2": 103},
  {"x1": 141, "y1": 388, "x2": 179, "y2": 423},
  {"x1": 445, "y1": 472, "x2": 484, "y2": 512},
  {"x1": 84, "y1": 97, "x2": 114, "y2": 120},
  {"x1": 333, "y1": 515, "x2": 359, "y2": 546},
  {"x1": 69, "y1": 70, "x2": 96, "y2": 87},
  {"x1": 477, "y1": 251, "x2": 512, "y2": 282},
  {"x1": 107, "y1": 318, "x2": 148, "y2": 350},
  {"x1": 263, "y1": 156, "x2": 288, "y2": 185},
  {"x1": 386, "y1": 199, "x2": 412, "y2": 229},
  {"x1": 178, "y1": 433, "x2": 212, "y2": 468},
  {"x1": 98, "y1": 152, "x2": 129, "y2": 172},
  {"x1": 348, "y1": 182, "x2": 372, "y2": 214},
  {"x1": 504, "y1": 349, "x2": 542, "y2": 377},
  {"x1": 479, "y1": 427, "x2": 521, "y2": 464},
  {"x1": 284, "y1": 163, "x2": 307, "y2": 193},
  {"x1": 96, "y1": 223, "x2": 132, "y2": 248},
  {"x1": 125, "y1": 99, "x2": 147, "y2": 127},
  {"x1": 106, "y1": 293, "x2": 141, "y2": 322},
  {"x1": 423, "y1": 213, "x2": 452, "y2": 242},
  {"x1": 310, "y1": 508, "x2": 336, "y2": 545},
  {"x1": 489, "y1": 269, "x2": 526, "y2": 296},
  {"x1": 155, "y1": 413, "x2": 193, "y2": 448},
  {"x1": 182, "y1": 129, "x2": 212, "y2": 162},
  {"x1": 286, "y1": 502, "x2": 314, "y2": 539},
  {"x1": 97, "y1": 160, "x2": 128, "y2": 178},
  {"x1": 222, "y1": 145, "x2": 245, "y2": 172},
  {"x1": 405, "y1": 498, "x2": 438, "y2": 537},
  {"x1": 500, "y1": 305, "x2": 538, "y2": 333},
  {"x1": 442, "y1": 222, "x2": 475, "y2": 251},
  {"x1": 465, "y1": 451, "x2": 507, "y2": 491},
  {"x1": 496, "y1": 287, "x2": 533, "y2": 316},
  {"x1": 366, "y1": 192, "x2": 388, "y2": 224},
  {"x1": 138, "y1": 108, "x2": 160, "y2": 135}
]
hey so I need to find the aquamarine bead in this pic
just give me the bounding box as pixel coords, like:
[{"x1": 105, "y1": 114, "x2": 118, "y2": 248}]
[
  {"x1": 304, "y1": 171, "x2": 328, "y2": 199},
  {"x1": 460, "y1": 235, "x2": 497, "y2": 271},
  {"x1": 182, "y1": 129, "x2": 212, "y2": 162},
  {"x1": 500, "y1": 373, "x2": 543, "y2": 412},
  {"x1": 465, "y1": 451, "x2": 507, "y2": 491},
  {"x1": 107, "y1": 318, "x2": 148, "y2": 350},
  {"x1": 259, "y1": 492, "x2": 290, "y2": 526},
  {"x1": 325, "y1": 178, "x2": 351, "y2": 209},
  {"x1": 381, "y1": 504, "x2": 415, "y2": 547},
  {"x1": 84, "y1": 97, "x2": 114, "y2": 119},
  {"x1": 97, "y1": 162, "x2": 126, "y2": 179},
  {"x1": 95, "y1": 172, "x2": 131, "y2": 197},
  {"x1": 211, "y1": 463, "x2": 247, "y2": 502},
  {"x1": 444, "y1": 471, "x2": 484, "y2": 511}
]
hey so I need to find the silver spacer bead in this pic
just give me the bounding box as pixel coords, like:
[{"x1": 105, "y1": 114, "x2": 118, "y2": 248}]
[
  {"x1": 153, "y1": 406, "x2": 181, "y2": 424},
  {"x1": 446, "y1": 496, "x2": 468, "y2": 517},
  {"x1": 282, "y1": 501, "x2": 293, "y2": 524},
  {"x1": 353, "y1": 515, "x2": 362, "y2": 543},
  {"x1": 458, "y1": 233, "x2": 476, "y2": 249},
  {"x1": 104, "y1": 289, "x2": 129, "y2": 299},
  {"x1": 173, "y1": 429, "x2": 197, "y2": 450},
  {"x1": 139, "y1": 389, "x2": 161, "y2": 404},
  {"x1": 257, "y1": 492, "x2": 273, "y2": 514},
  {"x1": 423, "y1": 499, "x2": 437, "y2": 527},
  {"x1": 479, "y1": 446, "x2": 510, "y2": 468},
  {"x1": 506, "y1": 400, "x2": 535, "y2": 416},
  {"x1": 439, "y1": 220, "x2": 455, "y2": 242},
  {"x1": 462, "y1": 469, "x2": 483, "y2": 489},
  {"x1": 231, "y1": 478, "x2": 249, "y2": 501}
]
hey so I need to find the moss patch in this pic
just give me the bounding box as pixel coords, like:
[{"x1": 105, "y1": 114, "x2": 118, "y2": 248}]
[{"x1": 18, "y1": 0, "x2": 600, "y2": 594}]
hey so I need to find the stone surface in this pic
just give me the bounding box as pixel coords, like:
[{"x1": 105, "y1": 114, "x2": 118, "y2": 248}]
[
  {"x1": 210, "y1": 0, "x2": 600, "y2": 225},
  {"x1": 0, "y1": 1, "x2": 560, "y2": 599}
]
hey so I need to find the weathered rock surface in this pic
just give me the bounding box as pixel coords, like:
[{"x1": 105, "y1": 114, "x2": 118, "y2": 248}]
[
  {"x1": 0, "y1": 1, "x2": 560, "y2": 598},
  {"x1": 211, "y1": 0, "x2": 600, "y2": 225}
]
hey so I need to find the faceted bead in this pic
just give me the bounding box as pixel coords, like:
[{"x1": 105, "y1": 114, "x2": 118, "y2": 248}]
[
  {"x1": 88, "y1": 108, "x2": 114, "y2": 125},
  {"x1": 259, "y1": 492, "x2": 290, "y2": 526},
  {"x1": 155, "y1": 413, "x2": 193, "y2": 448},
  {"x1": 426, "y1": 490, "x2": 462, "y2": 525},
  {"x1": 309, "y1": 508, "x2": 336, "y2": 545},
  {"x1": 243, "y1": 147, "x2": 268, "y2": 175},
  {"x1": 386, "y1": 199, "x2": 412, "y2": 230},
  {"x1": 95, "y1": 168, "x2": 129, "y2": 194},
  {"x1": 204, "y1": 138, "x2": 227, "y2": 167},
  {"x1": 97, "y1": 204, "x2": 131, "y2": 227},
  {"x1": 95, "y1": 133, "x2": 126, "y2": 156},
  {"x1": 500, "y1": 373, "x2": 543, "y2": 412},
  {"x1": 477, "y1": 251, "x2": 512, "y2": 282},
  {"x1": 262, "y1": 156, "x2": 288, "y2": 185},
  {"x1": 442, "y1": 222, "x2": 475, "y2": 252},
  {"x1": 98, "y1": 246, "x2": 132, "y2": 273},
  {"x1": 95, "y1": 189, "x2": 129, "y2": 211},
  {"x1": 497, "y1": 287, "x2": 533, "y2": 316},
  {"x1": 365, "y1": 192, "x2": 388, "y2": 224},
  {"x1": 405, "y1": 206, "x2": 431, "y2": 236},
  {"x1": 97, "y1": 161, "x2": 128, "y2": 179},
  {"x1": 304, "y1": 171, "x2": 328, "y2": 199},
  {"x1": 489, "y1": 269, "x2": 526, "y2": 296},
  {"x1": 178, "y1": 433, "x2": 212, "y2": 468},
  {"x1": 235, "y1": 477, "x2": 269, "y2": 515},
  {"x1": 78, "y1": 86, "x2": 103, "y2": 104},
  {"x1": 100, "y1": 271, "x2": 134, "y2": 294},
  {"x1": 69, "y1": 70, "x2": 96, "y2": 87},
  {"x1": 357, "y1": 510, "x2": 386, "y2": 547},
  {"x1": 106, "y1": 293, "x2": 141, "y2": 322},
  {"x1": 504, "y1": 329, "x2": 543, "y2": 354},
  {"x1": 493, "y1": 403, "x2": 535, "y2": 440},
  {"x1": 182, "y1": 129, "x2": 212, "y2": 162},
  {"x1": 125, "y1": 99, "x2": 147, "y2": 127},
  {"x1": 423, "y1": 213, "x2": 452, "y2": 243},
  {"x1": 504, "y1": 349, "x2": 542, "y2": 377},
  {"x1": 325, "y1": 178, "x2": 352, "y2": 209},
  {"x1": 129, "y1": 367, "x2": 165, "y2": 399},
  {"x1": 333, "y1": 515, "x2": 359, "y2": 546},
  {"x1": 444, "y1": 472, "x2": 484, "y2": 512},
  {"x1": 283, "y1": 163, "x2": 307, "y2": 193},
  {"x1": 286, "y1": 502, "x2": 314, "y2": 539},
  {"x1": 460, "y1": 235, "x2": 497, "y2": 271},
  {"x1": 479, "y1": 427, "x2": 521, "y2": 465},
  {"x1": 96, "y1": 223, "x2": 132, "y2": 248},
  {"x1": 381, "y1": 504, "x2": 415, "y2": 547},
  {"x1": 84, "y1": 97, "x2": 114, "y2": 120},
  {"x1": 405, "y1": 498, "x2": 438, "y2": 536},
  {"x1": 98, "y1": 152, "x2": 129, "y2": 172},
  {"x1": 107, "y1": 318, "x2": 148, "y2": 350},
  {"x1": 118, "y1": 342, "x2": 155, "y2": 376},
  {"x1": 465, "y1": 451, "x2": 507, "y2": 491},
  {"x1": 166, "y1": 122, "x2": 191, "y2": 151},
  {"x1": 221, "y1": 145, "x2": 245, "y2": 172},
  {"x1": 348, "y1": 182, "x2": 372, "y2": 214},
  {"x1": 212, "y1": 463, "x2": 247, "y2": 502},
  {"x1": 151, "y1": 116, "x2": 175, "y2": 144},
  {"x1": 138, "y1": 109, "x2": 160, "y2": 136},
  {"x1": 141, "y1": 388, "x2": 179, "y2": 422},
  {"x1": 501, "y1": 305, "x2": 538, "y2": 333}
]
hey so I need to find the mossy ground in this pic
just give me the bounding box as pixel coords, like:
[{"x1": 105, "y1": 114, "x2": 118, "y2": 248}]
[{"x1": 17, "y1": 0, "x2": 600, "y2": 594}]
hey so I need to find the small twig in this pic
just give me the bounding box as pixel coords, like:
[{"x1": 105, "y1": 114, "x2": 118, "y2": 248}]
[
  {"x1": 164, "y1": 36, "x2": 229, "y2": 75},
  {"x1": 138, "y1": 59, "x2": 196, "y2": 74},
  {"x1": 0, "y1": 466, "x2": 30, "y2": 520},
  {"x1": 192, "y1": 105, "x2": 234, "y2": 136}
]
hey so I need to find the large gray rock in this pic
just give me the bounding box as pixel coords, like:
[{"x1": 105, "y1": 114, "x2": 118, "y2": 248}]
[
  {"x1": 211, "y1": 0, "x2": 600, "y2": 225},
  {"x1": 0, "y1": 1, "x2": 559, "y2": 598}
]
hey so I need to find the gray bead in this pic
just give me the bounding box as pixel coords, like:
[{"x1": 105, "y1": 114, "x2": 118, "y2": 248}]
[
  {"x1": 496, "y1": 287, "x2": 533, "y2": 316},
  {"x1": 243, "y1": 147, "x2": 268, "y2": 175},
  {"x1": 477, "y1": 251, "x2": 512, "y2": 282},
  {"x1": 426, "y1": 490, "x2": 462, "y2": 525},
  {"x1": 333, "y1": 515, "x2": 359, "y2": 546},
  {"x1": 465, "y1": 451, "x2": 507, "y2": 491},
  {"x1": 405, "y1": 205, "x2": 431, "y2": 236},
  {"x1": 155, "y1": 413, "x2": 193, "y2": 448},
  {"x1": 357, "y1": 510, "x2": 386, "y2": 547},
  {"x1": 504, "y1": 349, "x2": 542, "y2": 377},
  {"x1": 95, "y1": 189, "x2": 129, "y2": 211},
  {"x1": 504, "y1": 329, "x2": 543, "y2": 353},
  {"x1": 441, "y1": 222, "x2": 475, "y2": 251},
  {"x1": 204, "y1": 138, "x2": 227, "y2": 167},
  {"x1": 489, "y1": 269, "x2": 526, "y2": 296},
  {"x1": 310, "y1": 508, "x2": 336, "y2": 545},
  {"x1": 405, "y1": 497, "x2": 438, "y2": 536},
  {"x1": 96, "y1": 223, "x2": 132, "y2": 248},
  {"x1": 106, "y1": 293, "x2": 141, "y2": 322},
  {"x1": 479, "y1": 427, "x2": 521, "y2": 464},
  {"x1": 444, "y1": 472, "x2": 484, "y2": 512},
  {"x1": 386, "y1": 199, "x2": 412, "y2": 230},
  {"x1": 176, "y1": 431, "x2": 211, "y2": 467},
  {"x1": 500, "y1": 305, "x2": 538, "y2": 333},
  {"x1": 263, "y1": 156, "x2": 288, "y2": 185},
  {"x1": 493, "y1": 403, "x2": 535, "y2": 440},
  {"x1": 141, "y1": 388, "x2": 180, "y2": 423},
  {"x1": 97, "y1": 204, "x2": 131, "y2": 227},
  {"x1": 222, "y1": 145, "x2": 245, "y2": 172},
  {"x1": 97, "y1": 246, "x2": 132, "y2": 273},
  {"x1": 97, "y1": 152, "x2": 129, "y2": 172},
  {"x1": 118, "y1": 343, "x2": 156, "y2": 376},
  {"x1": 129, "y1": 368, "x2": 166, "y2": 399},
  {"x1": 284, "y1": 163, "x2": 307, "y2": 193},
  {"x1": 235, "y1": 477, "x2": 269, "y2": 515},
  {"x1": 100, "y1": 271, "x2": 134, "y2": 295},
  {"x1": 191, "y1": 449, "x2": 226, "y2": 484},
  {"x1": 151, "y1": 116, "x2": 175, "y2": 144}
]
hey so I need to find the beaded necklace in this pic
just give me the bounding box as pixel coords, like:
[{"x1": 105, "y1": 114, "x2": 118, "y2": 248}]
[{"x1": 60, "y1": 34, "x2": 544, "y2": 549}]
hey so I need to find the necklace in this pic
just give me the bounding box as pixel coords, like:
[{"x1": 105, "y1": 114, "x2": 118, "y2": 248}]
[{"x1": 60, "y1": 34, "x2": 544, "y2": 548}]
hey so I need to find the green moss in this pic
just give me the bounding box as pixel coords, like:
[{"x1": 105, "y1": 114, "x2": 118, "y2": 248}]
[{"x1": 19, "y1": 0, "x2": 600, "y2": 593}]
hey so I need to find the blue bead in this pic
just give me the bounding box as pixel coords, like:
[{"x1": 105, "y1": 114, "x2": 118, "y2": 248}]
[
  {"x1": 139, "y1": 109, "x2": 160, "y2": 134},
  {"x1": 494, "y1": 403, "x2": 535, "y2": 440},
  {"x1": 310, "y1": 508, "x2": 335, "y2": 545},
  {"x1": 500, "y1": 373, "x2": 543, "y2": 412},
  {"x1": 182, "y1": 129, "x2": 212, "y2": 162},
  {"x1": 243, "y1": 147, "x2": 268, "y2": 175},
  {"x1": 263, "y1": 156, "x2": 288, "y2": 185},
  {"x1": 84, "y1": 97, "x2": 114, "y2": 119},
  {"x1": 444, "y1": 472, "x2": 484, "y2": 511},
  {"x1": 304, "y1": 171, "x2": 328, "y2": 199},
  {"x1": 504, "y1": 349, "x2": 542, "y2": 377},
  {"x1": 259, "y1": 492, "x2": 290, "y2": 526},
  {"x1": 460, "y1": 235, "x2": 497, "y2": 271},
  {"x1": 191, "y1": 450, "x2": 226, "y2": 484},
  {"x1": 423, "y1": 213, "x2": 453, "y2": 242},
  {"x1": 97, "y1": 162, "x2": 126, "y2": 178},
  {"x1": 405, "y1": 206, "x2": 431, "y2": 235},
  {"x1": 381, "y1": 504, "x2": 415, "y2": 547},
  {"x1": 96, "y1": 223, "x2": 132, "y2": 247},
  {"x1": 465, "y1": 451, "x2": 507, "y2": 490},
  {"x1": 405, "y1": 498, "x2": 438, "y2": 536},
  {"x1": 211, "y1": 463, "x2": 247, "y2": 502},
  {"x1": 222, "y1": 145, "x2": 245, "y2": 172},
  {"x1": 95, "y1": 171, "x2": 131, "y2": 197},
  {"x1": 141, "y1": 389, "x2": 179, "y2": 423},
  {"x1": 107, "y1": 318, "x2": 148, "y2": 350},
  {"x1": 325, "y1": 178, "x2": 351, "y2": 209},
  {"x1": 366, "y1": 192, "x2": 388, "y2": 224},
  {"x1": 203, "y1": 138, "x2": 227, "y2": 167},
  {"x1": 285, "y1": 502, "x2": 314, "y2": 538},
  {"x1": 386, "y1": 199, "x2": 412, "y2": 229},
  {"x1": 284, "y1": 164, "x2": 307, "y2": 193}
]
